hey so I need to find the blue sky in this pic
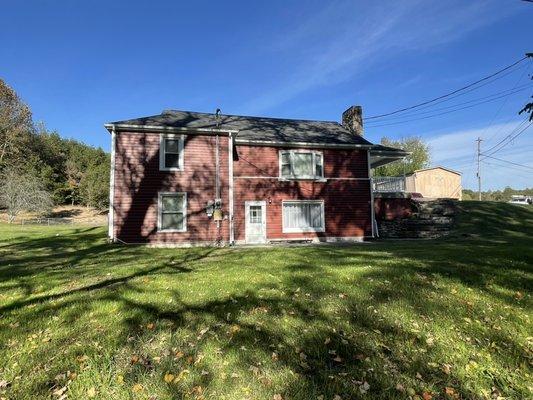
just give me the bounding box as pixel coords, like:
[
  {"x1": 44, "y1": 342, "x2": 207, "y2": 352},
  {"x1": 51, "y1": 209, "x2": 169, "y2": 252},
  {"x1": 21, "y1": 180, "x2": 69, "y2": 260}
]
[{"x1": 1, "y1": 0, "x2": 532, "y2": 190}]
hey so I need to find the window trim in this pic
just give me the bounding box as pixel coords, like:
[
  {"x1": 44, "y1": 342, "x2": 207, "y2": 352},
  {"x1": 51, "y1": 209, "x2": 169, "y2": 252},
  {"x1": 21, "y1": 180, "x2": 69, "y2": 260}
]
[
  {"x1": 278, "y1": 149, "x2": 324, "y2": 180},
  {"x1": 159, "y1": 134, "x2": 184, "y2": 171},
  {"x1": 157, "y1": 192, "x2": 187, "y2": 232},
  {"x1": 282, "y1": 200, "x2": 325, "y2": 233}
]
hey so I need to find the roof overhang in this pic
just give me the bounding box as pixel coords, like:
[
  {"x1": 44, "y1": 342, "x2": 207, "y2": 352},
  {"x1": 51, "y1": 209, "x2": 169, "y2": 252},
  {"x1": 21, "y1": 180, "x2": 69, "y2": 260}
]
[
  {"x1": 234, "y1": 138, "x2": 373, "y2": 149},
  {"x1": 104, "y1": 123, "x2": 238, "y2": 135},
  {"x1": 369, "y1": 147, "x2": 409, "y2": 168},
  {"x1": 104, "y1": 123, "x2": 374, "y2": 149}
]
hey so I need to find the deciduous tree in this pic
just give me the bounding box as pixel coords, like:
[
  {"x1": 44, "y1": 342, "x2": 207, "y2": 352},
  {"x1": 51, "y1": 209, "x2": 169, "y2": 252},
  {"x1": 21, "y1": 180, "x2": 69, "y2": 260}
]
[
  {"x1": 0, "y1": 167, "x2": 53, "y2": 223},
  {"x1": 373, "y1": 136, "x2": 430, "y2": 177}
]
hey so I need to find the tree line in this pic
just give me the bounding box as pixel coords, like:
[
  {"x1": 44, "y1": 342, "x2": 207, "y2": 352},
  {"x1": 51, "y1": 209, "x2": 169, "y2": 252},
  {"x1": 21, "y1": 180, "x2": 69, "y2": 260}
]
[
  {"x1": 0, "y1": 78, "x2": 109, "y2": 221},
  {"x1": 463, "y1": 187, "x2": 533, "y2": 202}
]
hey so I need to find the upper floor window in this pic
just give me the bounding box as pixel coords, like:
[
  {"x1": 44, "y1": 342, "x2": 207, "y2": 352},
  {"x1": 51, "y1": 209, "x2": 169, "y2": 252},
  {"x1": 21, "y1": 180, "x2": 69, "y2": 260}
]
[
  {"x1": 159, "y1": 134, "x2": 184, "y2": 171},
  {"x1": 279, "y1": 150, "x2": 323, "y2": 180}
]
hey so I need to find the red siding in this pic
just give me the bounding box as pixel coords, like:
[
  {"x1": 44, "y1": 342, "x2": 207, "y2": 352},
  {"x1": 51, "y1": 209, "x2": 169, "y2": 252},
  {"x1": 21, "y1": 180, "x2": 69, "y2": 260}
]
[
  {"x1": 113, "y1": 132, "x2": 229, "y2": 244},
  {"x1": 233, "y1": 146, "x2": 372, "y2": 241},
  {"x1": 113, "y1": 133, "x2": 372, "y2": 244}
]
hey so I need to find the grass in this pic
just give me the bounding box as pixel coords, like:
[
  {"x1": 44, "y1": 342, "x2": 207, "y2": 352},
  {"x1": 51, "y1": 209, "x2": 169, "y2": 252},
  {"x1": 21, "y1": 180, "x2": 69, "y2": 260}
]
[{"x1": 0, "y1": 201, "x2": 531, "y2": 400}]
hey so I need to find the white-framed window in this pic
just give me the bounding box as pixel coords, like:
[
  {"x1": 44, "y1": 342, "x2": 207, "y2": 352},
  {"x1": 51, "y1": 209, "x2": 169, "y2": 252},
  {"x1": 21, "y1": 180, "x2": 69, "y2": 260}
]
[
  {"x1": 157, "y1": 192, "x2": 187, "y2": 232},
  {"x1": 159, "y1": 134, "x2": 184, "y2": 171},
  {"x1": 279, "y1": 150, "x2": 323, "y2": 180},
  {"x1": 282, "y1": 200, "x2": 325, "y2": 233}
]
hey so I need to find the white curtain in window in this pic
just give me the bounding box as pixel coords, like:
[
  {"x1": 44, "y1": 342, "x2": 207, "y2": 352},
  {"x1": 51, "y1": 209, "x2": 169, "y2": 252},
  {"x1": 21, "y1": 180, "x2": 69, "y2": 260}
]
[{"x1": 283, "y1": 202, "x2": 324, "y2": 231}]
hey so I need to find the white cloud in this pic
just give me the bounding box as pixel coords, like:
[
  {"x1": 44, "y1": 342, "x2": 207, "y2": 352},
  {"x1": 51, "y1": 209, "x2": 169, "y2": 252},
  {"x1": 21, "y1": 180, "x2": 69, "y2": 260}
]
[
  {"x1": 427, "y1": 120, "x2": 533, "y2": 190},
  {"x1": 241, "y1": 0, "x2": 516, "y2": 114}
]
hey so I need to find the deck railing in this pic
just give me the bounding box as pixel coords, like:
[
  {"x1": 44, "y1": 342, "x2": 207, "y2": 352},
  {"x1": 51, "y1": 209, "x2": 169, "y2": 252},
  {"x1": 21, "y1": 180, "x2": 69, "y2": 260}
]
[{"x1": 372, "y1": 176, "x2": 406, "y2": 192}]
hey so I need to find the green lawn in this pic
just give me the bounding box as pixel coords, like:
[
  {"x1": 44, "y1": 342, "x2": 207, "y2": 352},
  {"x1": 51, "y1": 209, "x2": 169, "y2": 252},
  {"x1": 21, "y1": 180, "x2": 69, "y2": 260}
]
[{"x1": 0, "y1": 202, "x2": 531, "y2": 400}]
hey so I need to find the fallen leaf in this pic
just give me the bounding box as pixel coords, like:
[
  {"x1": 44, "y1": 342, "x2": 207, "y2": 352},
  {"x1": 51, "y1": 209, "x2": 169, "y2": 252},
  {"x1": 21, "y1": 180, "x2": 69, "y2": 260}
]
[
  {"x1": 174, "y1": 369, "x2": 190, "y2": 383},
  {"x1": 395, "y1": 383, "x2": 405, "y2": 392},
  {"x1": 52, "y1": 386, "x2": 67, "y2": 397},
  {"x1": 442, "y1": 364, "x2": 452, "y2": 375},
  {"x1": 191, "y1": 386, "x2": 203, "y2": 395},
  {"x1": 146, "y1": 323, "x2": 155, "y2": 330},
  {"x1": 76, "y1": 355, "x2": 89, "y2": 363},
  {"x1": 444, "y1": 387, "x2": 458, "y2": 399},
  {"x1": 359, "y1": 381, "x2": 370, "y2": 394},
  {"x1": 333, "y1": 356, "x2": 343, "y2": 363},
  {"x1": 273, "y1": 394, "x2": 283, "y2": 400},
  {"x1": 131, "y1": 355, "x2": 139, "y2": 364},
  {"x1": 333, "y1": 395, "x2": 342, "y2": 400},
  {"x1": 324, "y1": 337, "x2": 331, "y2": 345},
  {"x1": 422, "y1": 392, "x2": 433, "y2": 400},
  {"x1": 271, "y1": 352, "x2": 279, "y2": 361},
  {"x1": 116, "y1": 375, "x2": 124, "y2": 384},
  {"x1": 132, "y1": 383, "x2": 143, "y2": 393},
  {"x1": 87, "y1": 387, "x2": 96, "y2": 398},
  {"x1": 164, "y1": 372, "x2": 175, "y2": 383}
]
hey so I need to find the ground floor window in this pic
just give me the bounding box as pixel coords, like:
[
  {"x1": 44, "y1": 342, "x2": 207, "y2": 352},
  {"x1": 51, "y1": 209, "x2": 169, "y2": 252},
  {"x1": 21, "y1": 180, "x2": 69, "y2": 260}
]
[
  {"x1": 282, "y1": 200, "x2": 325, "y2": 233},
  {"x1": 158, "y1": 192, "x2": 187, "y2": 232}
]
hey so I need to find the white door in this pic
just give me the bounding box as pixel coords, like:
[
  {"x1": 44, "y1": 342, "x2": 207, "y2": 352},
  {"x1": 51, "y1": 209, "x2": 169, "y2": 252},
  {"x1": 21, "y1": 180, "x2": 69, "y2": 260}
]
[{"x1": 245, "y1": 201, "x2": 266, "y2": 244}]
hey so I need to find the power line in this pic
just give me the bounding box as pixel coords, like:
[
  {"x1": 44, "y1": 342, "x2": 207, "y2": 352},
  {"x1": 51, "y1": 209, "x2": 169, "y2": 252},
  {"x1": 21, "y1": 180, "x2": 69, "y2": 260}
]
[
  {"x1": 481, "y1": 160, "x2": 533, "y2": 177},
  {"x1": 364, "y1": 88, "x2": 532, "y2": 128},
  {"x1": 364, "y1": 56, "x2": 529, "y2": 120},
  {"x1": 367, "y1": 63, "x2": 530, "y2": 123},
  {"x1": 483, "y1": 61, "x2": 532, "y2": 145},
  {"x1": 480, "y1": 154, "x2": 533, "y2": 170},
  {"x1": 482, "y1": 120, "x2": 532, "y2": 157},
  {"x1": 365, "y1": 84, "x2": 532, "y2": 127}
]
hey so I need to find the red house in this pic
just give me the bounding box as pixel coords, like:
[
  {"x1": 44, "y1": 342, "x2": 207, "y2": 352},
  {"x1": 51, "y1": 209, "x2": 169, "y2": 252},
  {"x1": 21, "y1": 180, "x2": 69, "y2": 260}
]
[{"x1": 105, "y1": 106, "x2": 406, "y2": 245}]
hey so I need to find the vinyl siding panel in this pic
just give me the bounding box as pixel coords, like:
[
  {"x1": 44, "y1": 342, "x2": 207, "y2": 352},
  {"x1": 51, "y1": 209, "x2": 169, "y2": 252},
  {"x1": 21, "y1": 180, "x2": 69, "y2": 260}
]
[
  {"x1": 113, "y1": 132, "x2": 229, "y2": 244},
  {"x1": 233, "y1": 145, "x2": 372, "y2": 241}
]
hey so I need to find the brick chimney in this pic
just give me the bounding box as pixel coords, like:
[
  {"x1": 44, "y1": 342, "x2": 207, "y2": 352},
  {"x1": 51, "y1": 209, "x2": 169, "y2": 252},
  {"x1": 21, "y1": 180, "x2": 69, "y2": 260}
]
[{"x1": 342, "y1": 105, "x2": 363, "y2": 136}]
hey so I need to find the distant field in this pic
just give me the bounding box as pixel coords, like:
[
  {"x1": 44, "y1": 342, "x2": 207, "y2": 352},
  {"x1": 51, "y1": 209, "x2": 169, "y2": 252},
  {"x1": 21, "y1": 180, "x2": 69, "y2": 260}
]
[
  {"x1": 0, "y1": 205, "x2": 107, "y2": 226},
  {"x1": 0, "y1": 201, "x2": 531, "y2": 399}
]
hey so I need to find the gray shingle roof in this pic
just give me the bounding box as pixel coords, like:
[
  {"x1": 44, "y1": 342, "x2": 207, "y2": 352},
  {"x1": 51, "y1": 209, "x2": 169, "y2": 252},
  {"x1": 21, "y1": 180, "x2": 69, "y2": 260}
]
[{"x1": 107, "y1": 110, "x2": 374, "y2": 147}]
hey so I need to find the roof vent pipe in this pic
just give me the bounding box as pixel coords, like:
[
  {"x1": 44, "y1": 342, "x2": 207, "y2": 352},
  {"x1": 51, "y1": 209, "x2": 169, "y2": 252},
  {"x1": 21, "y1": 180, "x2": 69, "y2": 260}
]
[{"x1": 215, "y1": 108, "x2": 221, "y2": 129}]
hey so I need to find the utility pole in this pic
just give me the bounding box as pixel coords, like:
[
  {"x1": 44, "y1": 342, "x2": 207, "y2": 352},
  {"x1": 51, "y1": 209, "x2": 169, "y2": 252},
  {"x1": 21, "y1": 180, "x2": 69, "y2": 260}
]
[{"x1": 476, "y1": 137, "x2": 482, "y2": 201}]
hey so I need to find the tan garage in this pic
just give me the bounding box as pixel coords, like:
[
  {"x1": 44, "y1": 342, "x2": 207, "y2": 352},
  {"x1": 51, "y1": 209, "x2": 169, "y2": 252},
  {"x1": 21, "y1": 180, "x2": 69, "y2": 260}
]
[{"x1": 405, "y1": 166, "x2": 462, "y2": 200}]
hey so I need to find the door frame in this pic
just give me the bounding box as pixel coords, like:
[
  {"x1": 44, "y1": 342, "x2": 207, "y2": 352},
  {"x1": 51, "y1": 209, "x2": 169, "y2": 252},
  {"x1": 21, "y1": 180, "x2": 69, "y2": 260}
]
[{"x1": 245, "y1": 201, "x2": 267, "y2": 244}]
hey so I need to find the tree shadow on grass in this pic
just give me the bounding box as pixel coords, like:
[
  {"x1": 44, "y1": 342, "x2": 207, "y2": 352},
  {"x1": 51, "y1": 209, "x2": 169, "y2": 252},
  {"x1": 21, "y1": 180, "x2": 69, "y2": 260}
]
[{"x1": 0, "y1": 205, "x2": 531, "y2": 398}]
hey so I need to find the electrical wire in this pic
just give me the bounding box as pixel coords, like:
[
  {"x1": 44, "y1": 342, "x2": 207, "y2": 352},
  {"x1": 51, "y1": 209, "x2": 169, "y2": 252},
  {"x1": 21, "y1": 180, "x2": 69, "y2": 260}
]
[
  {"x1": 364, "y1": 56, "x2": 529, "y2": 120},
  {"x1": 365, "y1": 83, "x2": 532, "y2": 126},
  {"x1": 483, "y1": 61, "x2": 532, "y2": 145},
  {"x1": 480, "y1": 154, "x2": 533, "y2": 171},
  {"x1": 482, "y1": 120, "x2": 532, "y2": 157},
  {"x1": 364, "y1": 89, "x2": 532, "y2": 129}
]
